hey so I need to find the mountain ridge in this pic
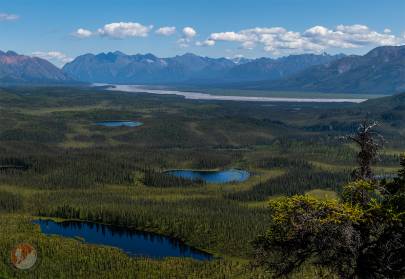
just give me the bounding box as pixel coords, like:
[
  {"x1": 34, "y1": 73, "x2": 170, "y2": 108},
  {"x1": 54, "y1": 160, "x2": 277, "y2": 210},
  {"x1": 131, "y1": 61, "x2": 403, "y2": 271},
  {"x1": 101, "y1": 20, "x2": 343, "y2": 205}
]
[
  {"x1": 245, "y1": 45, "x2": 405, "y2": 94},
  {"x1": 0, "y1": 50, "x2": 74, "y2": 84},
  {"x1": 3, "y1": 46, "x2": 405, "y2": 95},
  {"x1": 62, "y1": 52, "x2": 345, "y2": 85}
]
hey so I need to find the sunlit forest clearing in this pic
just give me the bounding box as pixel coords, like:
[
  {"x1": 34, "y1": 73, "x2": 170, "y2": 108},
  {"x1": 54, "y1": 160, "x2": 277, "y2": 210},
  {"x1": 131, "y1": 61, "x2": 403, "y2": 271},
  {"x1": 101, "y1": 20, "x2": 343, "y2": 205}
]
[{"x1": 1, "y1": 87, "x2": 404, "y2": 278}]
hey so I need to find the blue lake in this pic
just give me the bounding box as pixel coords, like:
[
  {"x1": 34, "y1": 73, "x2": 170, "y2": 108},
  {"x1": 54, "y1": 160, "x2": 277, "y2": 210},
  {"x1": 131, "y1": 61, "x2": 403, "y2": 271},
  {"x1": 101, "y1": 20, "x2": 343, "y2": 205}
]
[
  {"x1": 165, "y1": 169, "x2": 250, "y2": 184},
  {"x1": 33, "y1": 219, "x2": 213, "y2": 261},
  {"x1": 95, "y1": 121, "x2": 143, "y2": 127}
]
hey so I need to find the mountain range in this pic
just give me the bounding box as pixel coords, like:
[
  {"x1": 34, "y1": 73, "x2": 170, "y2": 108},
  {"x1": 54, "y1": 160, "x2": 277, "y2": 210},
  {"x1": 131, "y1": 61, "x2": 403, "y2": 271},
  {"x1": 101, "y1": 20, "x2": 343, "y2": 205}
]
[
  {"x1": 0, "y1": 51, "x2": 72, "y2": 84},
  {"x1": 62, "y1": 52, "x2": 344, "y2": 85},
  {"x1": 3, "y1": 46, "x2": 405, "y2": 95},
  {"x1": 63, "y1": 52, "x2": 234, "y2": 84},
  {"x1": 246, "y1": 46, "x2": 405, "y2": 94}
]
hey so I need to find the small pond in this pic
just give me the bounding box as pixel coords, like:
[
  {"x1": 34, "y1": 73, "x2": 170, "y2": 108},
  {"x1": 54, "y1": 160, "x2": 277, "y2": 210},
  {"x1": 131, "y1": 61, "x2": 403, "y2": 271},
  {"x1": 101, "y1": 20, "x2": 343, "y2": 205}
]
[
  {"x1": 95, "y1": 121, "x2": 143, "y2": 127},
  {"x1": 165, "y1": 169, "x2": 250, "y2": 184},
  {"x1": 33, "y1": 219, "x2": 212, "y2": 261}
]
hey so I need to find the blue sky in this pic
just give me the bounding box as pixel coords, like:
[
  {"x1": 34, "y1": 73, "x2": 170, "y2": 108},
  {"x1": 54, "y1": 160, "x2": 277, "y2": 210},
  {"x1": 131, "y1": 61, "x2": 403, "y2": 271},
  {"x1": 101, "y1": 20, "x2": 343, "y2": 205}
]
[{"x1": 1, "y1": 0, "x2": 405, "y2": 67}]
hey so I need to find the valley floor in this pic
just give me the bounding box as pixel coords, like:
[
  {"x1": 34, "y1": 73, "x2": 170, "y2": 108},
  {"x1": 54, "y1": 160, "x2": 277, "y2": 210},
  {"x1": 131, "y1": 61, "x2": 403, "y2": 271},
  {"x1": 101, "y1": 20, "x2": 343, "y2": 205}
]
[{"x1": 0, "y1": 86, "x2": 403, "y2": 278}]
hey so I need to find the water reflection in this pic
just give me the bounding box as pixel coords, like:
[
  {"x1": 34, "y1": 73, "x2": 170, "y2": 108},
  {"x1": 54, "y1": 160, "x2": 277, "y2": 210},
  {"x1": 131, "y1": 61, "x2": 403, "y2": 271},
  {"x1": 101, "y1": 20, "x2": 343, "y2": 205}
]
[{"x1": 34, "y1": 219, "x2": 212, "y2": 260}]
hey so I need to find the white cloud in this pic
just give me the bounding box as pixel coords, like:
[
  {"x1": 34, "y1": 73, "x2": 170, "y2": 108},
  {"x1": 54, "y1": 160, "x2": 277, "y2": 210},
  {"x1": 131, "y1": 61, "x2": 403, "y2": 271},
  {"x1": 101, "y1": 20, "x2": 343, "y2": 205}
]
[
  {"x1": 304, "y1": 24, "x2": 401, "y2": 48},
  {"x1": 206, "y1": 24, "x2": 405, "y2": 55},
  {"x1": 32, "y1": 51, "x2": 73, "y2": 66},
  {"x1": 176, "y1": 27, "x2": 197, "y2": 48},
  {"x1": 182, "y1": 27, "x2": 197, "y2": 38},
  {"x1": 74, "y1": 28, "x2": 93, "y2": 38},
  {"x1": 97, "y1": 22, "x2": 153, "y2": 39},
  {"x1": 156, "y1": 26, "x2": 176, "y2": 36},
  {"x1": 210, "y1": 32, "x2": 249, "y2": 42},
  {"x1": 0, "y1": 13, "x2": 19, "y2": 21},
  {"x1": 196, "y1": 39, "x2": 215, "y2": 47},
  {"x1": 177, "y1": 38, "x2": 190, "y2": 48}
]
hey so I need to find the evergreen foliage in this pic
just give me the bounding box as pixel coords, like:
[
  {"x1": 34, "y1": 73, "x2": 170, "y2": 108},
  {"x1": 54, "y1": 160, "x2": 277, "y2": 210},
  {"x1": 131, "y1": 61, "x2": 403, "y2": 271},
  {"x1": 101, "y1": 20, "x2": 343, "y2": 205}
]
[
  {"x1": 143, "y1": 168, "x2": 204, "y2": 187},
  {"x1": 252, "y1": 122, "x2": 405, "y2": 279}
]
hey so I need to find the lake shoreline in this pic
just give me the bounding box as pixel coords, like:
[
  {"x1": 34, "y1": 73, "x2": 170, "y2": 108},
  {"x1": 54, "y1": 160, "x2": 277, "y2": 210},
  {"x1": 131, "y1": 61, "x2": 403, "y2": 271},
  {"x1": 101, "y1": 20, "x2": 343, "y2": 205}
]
[
  {"x1": 34, "y1": 218, "x2": 215, "y2": 261},
  {"x1": 165, "y1": 169, "x2": 250, "y2": 184}
]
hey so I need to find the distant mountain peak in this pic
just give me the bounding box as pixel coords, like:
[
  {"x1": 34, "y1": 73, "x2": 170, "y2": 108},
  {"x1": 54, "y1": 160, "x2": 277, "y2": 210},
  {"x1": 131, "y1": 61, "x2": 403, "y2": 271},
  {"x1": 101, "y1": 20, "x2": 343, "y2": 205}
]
[
  {"x1": 6, "y1": 50, "x2": 18, "y2": 56},
  {"x1": 0, "y1": 50, "x2": 74, "y2": 84},
  {"x1": 365, "y1": 45, "x2": 405, "y2": 58},
  {"x1": 230, "y1": 56, "x2": 253, "y2": 65},
  {"x1": 181, "y1": 52, "x2": 199, "y2": 57},
  {"x1": 62, "y1": 51, "x2": 345, "y2": 85},
  {"x1": 223, "y1": 53, "x2": 345, "y2": 82},
  {"x1": 3, "y1": 46, "x2": 404, "y2": 94},
  {"x1": 247, "y1": 44, "x2": 405, "y2": 94},
  {"x1": 141, "y1": 53, "x2": 158, "y2": 60},
  {"x1": 113, "y1": 51, "x2": 126, "y2": 56}
]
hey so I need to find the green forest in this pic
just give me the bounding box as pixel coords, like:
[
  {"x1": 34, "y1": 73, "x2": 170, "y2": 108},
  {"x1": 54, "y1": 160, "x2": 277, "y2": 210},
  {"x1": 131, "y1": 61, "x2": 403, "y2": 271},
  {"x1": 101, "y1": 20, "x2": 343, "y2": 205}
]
[{"x1": 0, "y1": 86, "x2": 404, "y2": 278}]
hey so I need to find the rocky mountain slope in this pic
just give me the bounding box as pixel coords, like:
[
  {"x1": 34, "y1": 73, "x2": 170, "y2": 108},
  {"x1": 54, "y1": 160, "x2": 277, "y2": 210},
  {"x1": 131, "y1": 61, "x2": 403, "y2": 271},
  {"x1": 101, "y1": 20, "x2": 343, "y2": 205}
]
[{"x1": 0, "y1": 51, "x2": 73, "y2": 84}]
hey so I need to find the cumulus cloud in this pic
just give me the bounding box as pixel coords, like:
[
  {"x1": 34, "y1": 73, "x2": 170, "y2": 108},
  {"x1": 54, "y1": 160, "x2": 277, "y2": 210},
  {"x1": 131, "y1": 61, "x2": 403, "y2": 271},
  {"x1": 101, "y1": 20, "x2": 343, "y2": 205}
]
[
  {"x1": 176, "y1": 27, "x2": 197, "y2": 48},
  {"x1": 303, "y1": 24, "x2": 401, "y2": 48},
  {"x1": 97, "y1": 22, "x2": 153, "y2": 39},
  {"x1": 206, "y1": 24, "x2": 405, "y2": 55},
  {"x1": 32, "y1": 51, "x2": 73, "y2": 67},
  {"x1": 73, "y1": 28, "x2": 93, "y2": 38},
  {"x1": 210, "y1": 32, "x2": 249, "y2": 42},
  {"x1": 196, "y1": 39, "x2": 215, "y2": 47},
  {"x1": 156, "y1": 26, "x2": 176, "y2": 36},
  {"x1": 73, "y1": 22, "x2": 153, "y2": 39},
  {"x1": 0, "y1": 13, "x2": 19, "y2": 21},
  {"x1": 182, "y1": 27, "x2": 197, "y2": 38}
]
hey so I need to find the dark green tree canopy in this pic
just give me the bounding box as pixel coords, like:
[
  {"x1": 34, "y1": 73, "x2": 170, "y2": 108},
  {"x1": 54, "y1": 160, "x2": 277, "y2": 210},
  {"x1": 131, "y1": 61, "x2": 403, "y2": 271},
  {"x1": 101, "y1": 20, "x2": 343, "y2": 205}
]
[{"x1": 252, "y1": 123, "x2": 405, "y2": 279}]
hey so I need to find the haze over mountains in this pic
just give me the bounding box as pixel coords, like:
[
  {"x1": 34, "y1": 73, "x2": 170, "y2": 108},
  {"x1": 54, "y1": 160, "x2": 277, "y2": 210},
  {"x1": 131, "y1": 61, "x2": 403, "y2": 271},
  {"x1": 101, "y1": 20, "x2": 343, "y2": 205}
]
[{"x1": 3, "y1": 45, "x2": 405, "y2": 95}]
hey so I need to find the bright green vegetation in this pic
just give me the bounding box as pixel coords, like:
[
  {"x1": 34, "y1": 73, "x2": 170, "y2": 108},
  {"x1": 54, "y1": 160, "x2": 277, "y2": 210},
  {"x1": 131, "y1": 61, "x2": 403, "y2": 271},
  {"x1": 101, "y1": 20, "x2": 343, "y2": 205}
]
[{"x1": 0, "y1": 87, "x2": 404, "y2": 278}]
